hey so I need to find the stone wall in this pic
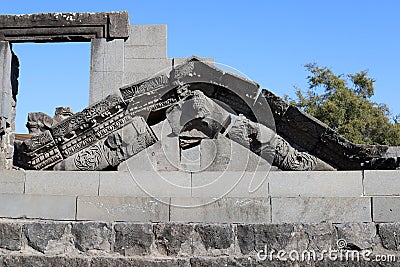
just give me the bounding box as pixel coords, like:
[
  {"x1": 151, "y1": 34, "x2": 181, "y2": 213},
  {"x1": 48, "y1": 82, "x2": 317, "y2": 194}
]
[{"x1": 0, "y1": 220, "x2": 400, "y2": 266}]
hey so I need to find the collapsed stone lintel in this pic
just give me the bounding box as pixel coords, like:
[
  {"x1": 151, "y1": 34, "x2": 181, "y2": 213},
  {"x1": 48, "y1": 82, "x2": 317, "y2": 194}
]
[{"x1": 0, "y1": 11, "x2": 130, "y2": 42}]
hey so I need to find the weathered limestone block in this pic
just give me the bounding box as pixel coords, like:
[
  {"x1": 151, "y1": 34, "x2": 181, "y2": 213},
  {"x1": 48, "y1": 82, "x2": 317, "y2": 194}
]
[
  {"x1": 0, "y1": 222, "x2": 22, "y2": 251},
  {"x1": 53, "y1": 116, "x2": 157, "y2": 171},
  {"x1": 0, "y1": 11, "x2": 129, "y2": 42},
  {"x1": 114, "y1": 223, "x2": 153, "y2": 256},
  {"x1": 71, "y1": 222, "x2": 112, "y2": 252},
  {"x1": 23, "y1": 222, "x2": 70, "y2": 253},
  {"x1": 13, "y1": 130, "x2": 63, "y2": 170}
]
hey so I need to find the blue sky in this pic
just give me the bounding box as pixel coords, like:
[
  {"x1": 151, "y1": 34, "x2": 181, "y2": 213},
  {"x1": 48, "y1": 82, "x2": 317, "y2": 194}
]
[{"x1": 2, "y1": 1, "x2": 399, "y2": 133}]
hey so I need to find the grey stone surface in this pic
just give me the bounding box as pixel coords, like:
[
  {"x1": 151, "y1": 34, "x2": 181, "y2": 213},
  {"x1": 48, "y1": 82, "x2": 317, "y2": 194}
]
[
  {"x1": 191, "y1": 171, "x2": 269, "y2": 197},
  {"x1": 173, "y1": 57, "x2": 214, "y2": 66},
  {"x1": 90, "y1": 257, "x2": 190, "y2": 267},
  {"x1": 25, "y1": 171, "x2": 99, "y2": 196},
  {"x1": 378, "y1": 223, "x2": 400, "y2": 250},
  {"x1": 194, "y1": 224, "x2": 233, "y2": 250},
  {"x1": 99, "y1": 171, "x2": 191, "y2": 197},
  {"x1": 76, "y1": 196, "x2": 169, "y2": 221},
  {"x1": 297, "y1": 223, "x2": 338, "y2": 252},
  {"x1": 254, "y1": 224, "x2": 295, "y2": 251},
  {"x1": 0, "y1": 12, "x2": 129, "y2": 42},
  {"x1": 114, "y1": 223, "x2": 153, "y2": 256},
  {"x1": 373, "y1": 197, "x2": 400, "y2": 222},
  {"x1": 272, "y1": 197, "x2": 371, "y2": 223},
  {"x1": 0, "y1": 170, "x2": 25, "y2": 194},
  {"x1": 170, "y1": 197, "x2": 270, "y2": 223},
  {"x1": 24, "y1": 222, "x2": 69, "y2": 253},
  {"x1": 154, "y1": 223, "x2": 193, "y2": 256},
  {"x1": 0, "y1": 194, "x2": 76, "y2": 220},
  {"x1": 125, "y1": 25, "x2": 167, "y2": 46},
  {"x1": 364, "y1": 170, "x2": 400, "y2": 196},
  {"x1": 237, "y1": 224, "x2": 255, "y2": 254},
  {"x1": 71, "y1": 222, "x2": 112, "y2": 252},
  {"x1": 123, "y1": 72, "x2": 156, "y2": 84},
  {"x1": 125, "y1": 45, "x2": 167, "y2": 59},
  {"x1": 2, "y1": 255, "x2": 90, "y2": 267},
  {"x1": 124, "y1": 58, "x2": 172, "y2": 75},
  {"x1": 335, "y1": 223, "x2": 376, "y2": 250},
  {"x1": 0, "y1": 41, "x2": 12, "y2": 120},
  {"x1": 90, "y1": 71, "x2": 124, "y2": 104},
  {"x1": 0, "y1": 222, "x2": 22, "y2": 251},
  {"x1": 269, "y1": 171, "x2": 363, "y2": 197}
]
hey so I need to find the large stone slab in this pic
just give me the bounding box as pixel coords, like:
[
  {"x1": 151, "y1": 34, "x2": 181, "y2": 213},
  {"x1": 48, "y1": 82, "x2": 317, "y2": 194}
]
[
  {"x1": 99, "y1": 171, "x2": 191, "y2": 197},
  {"x1": 0, "y1": 170, "x2": 25, "y2": 194},
  {"x1": 170, "y1": 197, "x2": 270, "y2": 223},
  {"x1": 269, "y1": 171, "x2": 363, "y2": 197},
  {"x1": 125, "y1": 25, "x2": 167, "y2": 46},
  {"x1": 0, "y1": 194, "x2": 76, "y2": 220},
  {"x1": 25, "y1": 171, "x2": 99, "y2": 196},
  {"x1": 76, "y1": 196, "x2": 170, "y2": 222},
  {"x1": 0, "y1": 11, "x2": 129, "y2": 42},
  {"x1": 373, "y1": 197, "x2": 400, "y2": 222},
  {"x1": 272, "y1": 197, "x2": 371, "y2": 223},
  {"x1": 364, "y1": 170, "x2": 400, "y2": 196}
]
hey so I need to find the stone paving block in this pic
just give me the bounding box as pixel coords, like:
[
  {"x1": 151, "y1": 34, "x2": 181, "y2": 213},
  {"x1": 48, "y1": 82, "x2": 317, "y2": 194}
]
[
  {"x1": 124, "y1": 58, "x2": 172, "y2": 74},
  {"x1": 125, "y1": 45, "x2": 167, "y2": 59},
  {"x1": 125, "y1": 25, "x2": 167, "y2": 46},
  {"x1": 272, "y1": 197, "x2": 371, "y2": 224},
  {"x1": 170, "y1": 197, "x2": 270, "y2": 223},
  {"x1": 191, "y1": 171, "x2": 268, "y2": 197},
  {"x1": 364, "y1": 170, "x2": 400, "y2": 196},
  {"x1": 25, "y1": 171, "x2": 99, "y2": 196},
  {"x1": 373, "y1": 197, "x2": 400, "y2": 222},
  {"x1": 76, "y1": 196, "x2": 170, "y2": 222},
  {"x1": 99, "y1": 171, "x2": 191, "y2": 197},
  {"x1": 0, "y1": 170, "x2": 25, "y2": 194},
  {"x1": 269, "y1": 171, "x2": 363, "y2": 197},
  {"x1": 0, "y1": 194, "x2": 76, "y2": 220}
]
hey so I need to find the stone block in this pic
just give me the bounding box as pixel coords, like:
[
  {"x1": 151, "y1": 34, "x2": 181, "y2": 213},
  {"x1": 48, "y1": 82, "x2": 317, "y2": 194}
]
[
  {"x1": 154, "y1": 223, "x2": 193, "y2": 256},
  {"x1": 91, "y1": 39, "x2": 124, "y2": 72},
  {"x1": 25, "y1": 171, "x2": 99, "y2": 196},
  {"x1": 24, "y1": 222, "x2": 69, "y2": 253},
  {"x1": 71, "y1": 222, "x2": 112, "y2": 252},
  {"x1": 269, "y1": 171, "x2": 363, "y2": 197},
  {"x1": 2, "y1": 255, "x2": 90, "y2": 267},
  {"x1": 378, "y1": 223, "x2": 400, "y2": 250},
  {"x1": 0, "y1": 222, "x2": 22, "y2": 251},
  {"x1": 335, "y1": 223, "x2": 376, "y2": 250},
  {"x1": 373, "y1": 197, "x2": 400, "y2": 222},
  {"x1": 191, "y1": 171, "x2": 268, "y2": 197},
  {"x1": 0, "y1": 194, "x2": 76, "y2": 220},
  {"x1": 89, "y1": 71, "x2": 124, "y2": 104},
  {"x1": 114, "y1": 223, "x2": 153, "y2": 256},
  {"x1": 99, "y1": 171, "x2": 191, "y2": 197},
  {"x1": 124, "y1": 58, "x2": 172, "y2": 75},
  {"x1": 125, "y1": 45, "x2": 167, "y2": 59},
  {"x1": 194, "y1": 224, "x2": 233, "y2": 250},
  {"x1": 90, "y1": 257, "x2": 190, "y2": 267},
  {"x1": 76, "y1": 196, "x2": 169, "y2": 221},
  {"x1": 125, "y1": 25, "x2": 167, "y2": 46},
  {"x1": 364, "y1": 170, "x2": 400, "y2": 196},
  {"x1": 0, "y1": 170, "x2": 25, "y2": 194},
  {"x1": 170, "y1": 197, "x2": 270, "y2": 223},
  {"x1": 173, "y1": 57, "x2": 214, "y2": 66},
  {"x1": 123, "y1": 72, "x2": 153, "y2": 85},
  {"x1": 254, "y1": 224, "x2": 295, "y2": 251},
  {"x1": 271, "y1": 197, "x2": 371, "y2": 223},
  {"x1": 0, "y1": 41, "x2": 12, "y2": 120}
]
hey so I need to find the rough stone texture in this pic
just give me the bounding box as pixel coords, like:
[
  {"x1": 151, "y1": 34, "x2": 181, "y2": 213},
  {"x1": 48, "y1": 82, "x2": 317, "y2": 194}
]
[
  {"x1": 23, "y1": 222, "x2": 69, "y2": 253},
  {"x1": 0, "y1": 170, "x2": 25, "y2": 194},
  {"x1": 2, "y1": 255, "x2": 90, "y2": 267},
  {"x1": 0, "y1": 194, "x2": 76, "y2": 220},
  {"x1": 154, "y1": 223, "x2": 193, "y2": 256},
  {"x1": 90, "y1": 257, "x2": 190, "y2": 267},
  {"x1": 268, "y1": 171, "x2": 362, "y2": 197},
  {"x1": 0, "y1": 223, "x2": 22, "y2": 251},
  {"x1": 114, "y1": 223, "x2": 153, "y2": 256},
  {"x1": 0, "y1": 12, "x2": 129, "y2": 42},
  {"x1": 237, "y1": 224, "x2": 255, "y2": 255},
  {"x1": 71, "y1": 222, "x2": 112, "y2": 252},
  {"x1": 76, "y1": 196, "x2": 170, "y2": 221},
  {"x1": 194, "y1": 224, "x2": 233, "y2": 250},
  {"x1": 378, "y1": 223, "x2": 400, "y2": 250},
  {"x1": 170, "y1": 197, "x2": 270, "y2": 223},
  {"x1": 254, "y1": 224, "x2": 295, "y2": 251},
  {"x1": 373, "y1": 197, "x2": 400, "y2": 223},
  {"x1": 335, "y1": 223, "x2": 376, "y2": 250},
  {"x1": 364, "y1": 170, "x2": 400, "y2": 196},
  {"x1": 25, "y1": 171, "x2": 99, "y2": 196},
  {"x1": 297, "y1": 223, "x2": 338, "y2": 252},
  {"x1": 271, "y1": 197, "x2": 372, "y2": 223}
]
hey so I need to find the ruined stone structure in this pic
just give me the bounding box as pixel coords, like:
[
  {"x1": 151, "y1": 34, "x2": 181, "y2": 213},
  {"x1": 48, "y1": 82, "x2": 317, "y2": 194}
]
[{"x1": 1, "y1": 11, "x2": 400, "y2": 266}]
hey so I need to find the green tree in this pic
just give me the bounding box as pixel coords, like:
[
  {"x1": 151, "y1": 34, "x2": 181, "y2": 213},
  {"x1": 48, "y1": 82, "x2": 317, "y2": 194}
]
[{"x1": 291, "y1": 63, "x2": 400, "y2": 146}]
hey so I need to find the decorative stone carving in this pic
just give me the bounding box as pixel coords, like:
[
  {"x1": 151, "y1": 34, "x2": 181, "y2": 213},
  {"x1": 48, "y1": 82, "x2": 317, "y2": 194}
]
[{"x1": 26, "y1": 107, "x2": 73, "y2": 135}]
